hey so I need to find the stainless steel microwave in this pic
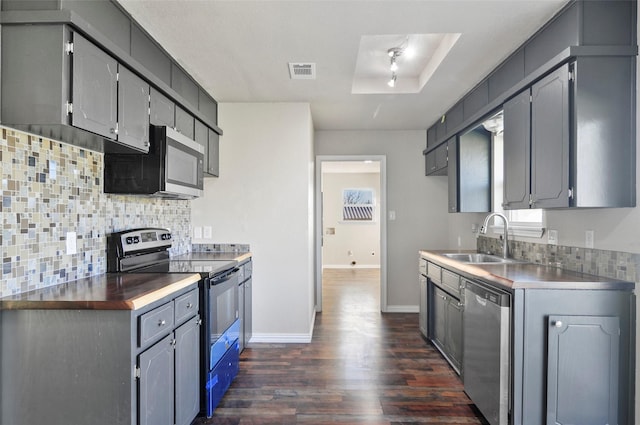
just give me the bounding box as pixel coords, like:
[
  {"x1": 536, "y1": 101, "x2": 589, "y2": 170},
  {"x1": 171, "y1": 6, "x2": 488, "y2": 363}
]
[{"x1": 104, "y1": 126, "x2": 204, "y2": 199}]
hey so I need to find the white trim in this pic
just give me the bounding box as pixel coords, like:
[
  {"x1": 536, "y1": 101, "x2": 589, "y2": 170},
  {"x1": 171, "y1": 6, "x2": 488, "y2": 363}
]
[
  {"x1": 315, "y1": 155, "x2": 388, "y2": 313},
  {"x1": 323, "y1": 265, "x2": 381, "y2": 269},
  {"x1": 248, "y1": 333, "x2": 313, "y2": 343},
  {"x1": 489, "y1": 224, "x2": 546, "y2": 238},
  {"x1": 385, "y1": 305, "x2": 419, "y2": 313},
  {"x1": 248, "y1": 306, "x2": 316, "y2": 344}
]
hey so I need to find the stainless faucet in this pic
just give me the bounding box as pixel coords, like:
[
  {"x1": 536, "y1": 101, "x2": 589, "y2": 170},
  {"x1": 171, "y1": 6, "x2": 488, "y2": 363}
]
[{"x1": 480, "y1": 212, "x2": 510, "y2": 258}]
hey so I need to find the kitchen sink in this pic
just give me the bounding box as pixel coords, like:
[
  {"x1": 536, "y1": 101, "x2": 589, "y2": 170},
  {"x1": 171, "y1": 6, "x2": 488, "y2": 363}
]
[{"x1": 441, "y1": 253, "x2": 523, "y2": 264}]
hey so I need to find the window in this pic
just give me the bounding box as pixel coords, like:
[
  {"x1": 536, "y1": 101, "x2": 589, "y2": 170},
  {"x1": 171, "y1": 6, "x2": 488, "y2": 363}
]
[
  {"x1": 491, "y1": 126, "x2": 545, "y2": 237},
  {"x1": 342, "y1": 188, "x2": 375, "y2": 221}
]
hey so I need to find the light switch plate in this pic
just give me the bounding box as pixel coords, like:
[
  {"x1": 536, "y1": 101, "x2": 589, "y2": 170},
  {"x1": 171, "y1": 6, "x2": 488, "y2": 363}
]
[
  {"x1": 193, "y1": 227, "x2": 202, "y2": 239},
  {"x1": 548, "y1": 229, "x2": 558, "y2": 246},
  {"x1": 203, "y1": 226, "x2": 212, "y2": 239}
]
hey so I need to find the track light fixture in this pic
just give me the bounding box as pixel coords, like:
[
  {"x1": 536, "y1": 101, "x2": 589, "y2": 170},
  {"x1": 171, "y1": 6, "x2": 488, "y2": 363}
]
[{"x1": 387, "y1": 47, "x2": 403, "y2": 88}]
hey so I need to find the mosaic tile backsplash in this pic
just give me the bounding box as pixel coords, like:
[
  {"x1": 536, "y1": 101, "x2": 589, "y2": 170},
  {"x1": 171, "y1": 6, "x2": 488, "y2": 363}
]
[
  {"x1": 0, "y1": 127, "x2": 192, "y2": 297},
  {"x1": 478, "y1": 235, "x2": 640, "y2": 283}
]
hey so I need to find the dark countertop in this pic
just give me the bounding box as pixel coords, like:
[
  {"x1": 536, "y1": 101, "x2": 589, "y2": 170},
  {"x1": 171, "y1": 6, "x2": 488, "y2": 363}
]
[
  {"x1": 0, "y1": 273, "x2": 201, "y2": 310},
  {"x1": 420, "y1": 250, "x2": 634, "y2": 291}
]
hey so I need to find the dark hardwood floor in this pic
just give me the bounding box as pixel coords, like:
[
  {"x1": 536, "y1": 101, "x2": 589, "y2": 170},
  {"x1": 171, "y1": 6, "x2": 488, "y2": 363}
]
[{"x1": 195, "y1": 268, "x2": 487, "y2": 424}]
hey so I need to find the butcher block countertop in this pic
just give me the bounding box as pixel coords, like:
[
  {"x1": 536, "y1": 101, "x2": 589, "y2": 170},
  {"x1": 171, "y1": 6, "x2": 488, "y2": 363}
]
[
  {"x1": 420, "y1": 250, "x2": 634, "y2": 291},
  {"x1": 0, "y1": 273, "x2": 201, "y2": 311}
]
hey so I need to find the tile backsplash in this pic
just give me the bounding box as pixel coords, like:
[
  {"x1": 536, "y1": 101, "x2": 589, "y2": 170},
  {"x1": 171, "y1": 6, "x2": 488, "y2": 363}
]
[
  {"x1": 0, "y1": 126, "x2": 192, "y2": 297},
  {"x1": 478, "y1": 235, "x2": 640, "y2": 283}
]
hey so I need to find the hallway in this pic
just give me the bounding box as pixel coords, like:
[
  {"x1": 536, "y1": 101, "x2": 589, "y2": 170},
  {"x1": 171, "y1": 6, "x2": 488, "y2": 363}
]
[{"x1": 197, "y1": 268, "x2": 486, "y2": 424}]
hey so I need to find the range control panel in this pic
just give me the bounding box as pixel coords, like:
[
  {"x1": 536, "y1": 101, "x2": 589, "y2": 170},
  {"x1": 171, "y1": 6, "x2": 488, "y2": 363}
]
[{"x1": 114, "y1": 228, "x2": 173, "y2": 254}]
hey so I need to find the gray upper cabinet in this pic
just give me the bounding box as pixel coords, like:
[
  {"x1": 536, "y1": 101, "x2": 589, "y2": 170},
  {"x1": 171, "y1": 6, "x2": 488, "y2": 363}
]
[
  {"x1": 175, "y1": 105, "x2": 195, "y2": 139},
  {"x1": 448, "y1": 128, "x2": 491, "y2": 213},
  {"x1": 117, "y1": 66, "x2": 150, "y2": 152},
  {"x1": 426, "y1": 125, "x2": 437, "y2": 148},
  {"x1": 504, "y1": 65, "x2": 570, "y2": 209},
  {"x1": 150, "y1": 87, "x2": 175, "y2": 128},
  {"x1": 199, "y1": 89, "x2": 218, "y2": 125},
  {"x1": 503, "y1": 89, "x2": 531, "y2": 209},
  {"x1": 504, "y1": 58, "x2": 635, "y2": 209},
  {"x1": 171, "y1": 65, "x2": 199, "y2": 108},
  {"x1": 207, "y1": 129, "x2": 220, "y2": 177},
  {"x1": 463, "y1": 81, "x2": 489, "y2": 122},
  {"x1": 530, "y1": 65, "x2": 570, "y2": 209},
  {"x1": 71, "y1": 33, "x2": 118, "y2": 140},
  {"x1": 131, "y1": 24, "x2": 171, "y2": 86},
  {"x1": 196, "y1": 120, "x2": 220, "y2": 178},
  {"x1": 425, "y1": 143, "x2": 447, "y2": 176}
]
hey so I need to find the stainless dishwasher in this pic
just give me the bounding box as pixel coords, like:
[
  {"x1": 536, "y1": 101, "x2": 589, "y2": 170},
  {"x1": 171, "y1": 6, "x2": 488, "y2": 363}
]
[{"x1": 463, "y1": 279, "x2": 511, "y2": 425}]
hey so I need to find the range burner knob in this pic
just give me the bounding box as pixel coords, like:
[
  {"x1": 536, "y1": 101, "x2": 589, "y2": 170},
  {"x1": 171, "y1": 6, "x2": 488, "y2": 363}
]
[
  {"x1": 161, "y1": 233, "x2": 172, "y2": 240},
  {"x1": 133, "y1": 236, "x2": 140, "y2": 243},
  {"x1": 125, "y1": 237, "x2": 134, "y2": 245}
]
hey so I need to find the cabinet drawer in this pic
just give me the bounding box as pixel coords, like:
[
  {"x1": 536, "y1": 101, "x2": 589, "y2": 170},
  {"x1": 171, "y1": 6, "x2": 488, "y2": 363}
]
[
  {"x1": 419, "y1": 259, "x2": 427, "y2": 276},
  {"x1": 139, "y1": 302, "x2": 175, "y2": 348},
  {"x1": 441, "y1": 269, "x2": 461, "y2": 298},
  {"x1": 175, "y1": 289, "x2": 199, "y2": 326},
  {"x1": 427, "y1": 262, "x2": 441, "y2": 283}
]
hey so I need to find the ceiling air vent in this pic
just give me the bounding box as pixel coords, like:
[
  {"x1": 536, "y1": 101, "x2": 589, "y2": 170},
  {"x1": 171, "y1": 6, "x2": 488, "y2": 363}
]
[{"x1": 288, "y1": 63, "x2": 316, "y2": 80}]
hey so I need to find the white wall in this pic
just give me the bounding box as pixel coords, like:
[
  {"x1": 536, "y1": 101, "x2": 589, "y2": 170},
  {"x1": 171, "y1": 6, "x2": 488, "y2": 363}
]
[
  {"x1": 322, "y1": 172, "x2": 381, "y2": 268},
  {"x1": 191, "y1": 102, "x2": 315, "y2": 342},
  {"x1": 315, "y1": 130, "x2": 450, "y2": 309}
]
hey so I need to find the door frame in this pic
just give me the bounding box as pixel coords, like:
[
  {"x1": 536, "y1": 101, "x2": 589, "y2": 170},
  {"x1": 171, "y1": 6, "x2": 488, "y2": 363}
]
[{"x1": 314, "y1": 155, "x2": 388, "y2": 313}]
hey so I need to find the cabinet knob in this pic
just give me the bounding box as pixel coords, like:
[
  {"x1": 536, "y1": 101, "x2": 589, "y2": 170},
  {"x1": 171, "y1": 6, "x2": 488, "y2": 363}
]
[
  {"x1": 158, "y1": 319, "x2": 166, "y2": 327},
  {"x1": 186, "y1": 302, "x2": 193, "y2": 309},
  {"x1": 144, "y1": 141, "x2": 150, "y2": 147},
  {"x1": 110, "y1": 127, "x2": 118, "y2": 135},
  {"x1": 553, "y1": 320, "x2": 563, "y2": 328}
]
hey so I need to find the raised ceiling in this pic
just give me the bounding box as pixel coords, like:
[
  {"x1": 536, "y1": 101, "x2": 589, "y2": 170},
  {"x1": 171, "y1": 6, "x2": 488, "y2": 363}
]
[{"x1": 116, "y1": 0, "x2": 569, "y2": 131}]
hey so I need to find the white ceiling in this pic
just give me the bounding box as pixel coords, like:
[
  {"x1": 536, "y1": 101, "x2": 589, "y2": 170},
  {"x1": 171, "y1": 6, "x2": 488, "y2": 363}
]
[{"x1": 116, "y1": 0, "x2": 569, "y2": 131}]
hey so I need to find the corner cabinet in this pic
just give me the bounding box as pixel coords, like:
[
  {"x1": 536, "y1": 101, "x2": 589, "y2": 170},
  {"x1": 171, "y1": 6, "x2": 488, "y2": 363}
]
[{"x1": 503, "y1": 58, "x2": 636, "y2": 209}]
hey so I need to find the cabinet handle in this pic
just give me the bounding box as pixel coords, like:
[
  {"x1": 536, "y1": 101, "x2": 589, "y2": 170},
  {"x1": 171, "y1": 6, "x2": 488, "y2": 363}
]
[
  {"x1": 158, "y1": 319, "x2": 166, "y2": 327},
  {"x1": 186, "y1": 302, "x2": 193, "y2": 309},
  {"x1": 553, "y1": 320, "x2": 563, "y2": 328}
]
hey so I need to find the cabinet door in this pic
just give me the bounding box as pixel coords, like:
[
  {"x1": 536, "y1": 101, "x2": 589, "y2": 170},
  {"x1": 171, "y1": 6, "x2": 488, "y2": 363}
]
[
  {"x1": 208, "y1": 129, "x2": 220, "y2": 177},
  {"x1": 434, "y1": 143, "x2": 448, "y2": 172},
  {"x1": 71, "y1": 33, "x2": 118, "y2": 138},
  {"x1": 138, "y1": 334, "x2": 174, "y2": 425},
  {"x1": 175, "y1": 318, "x2": 201, "y2": 425},
  {"x1": 238, "y1": 282, "x2": 245, "y2": 352},
  {"x1": 445, "y1": 297, "x2": 463, "y2": 372},
  {"x1": 503, "y1": 89, "x2": 531, "y2": 209},
  {"x1": 175, "y1": 105, "x2": 195, "y2": 139},
  {"x1": 117, "y1": 66, "x2": 150, "y2": 152},
  {"x1": 531, "y1": 64, "x2": 570, "y2": 208},
  {"x1": 150, "y1": 87, "x2": 175, "y2": 127},
  {"x1": 431, "y1": 286, "x2": 447, "y2": 353},
  {"x1": 419, "y1": 275, "x2": 428, "y2": 337},
  {"x1": 195, "y1": 120, "x2": 210, "y2": 173},
  {"x1": 244, "y1": 277, "x2": 252, "y2": 346},
  {"x1": 547, "y1": 315, "x2": 619, "y2": 425},
  {"x1": 457, "y1": 128, "x2": 491, "y2": 212},
  {"x1": 447, "y1": 137, "x2": 459, "y2": 213}
]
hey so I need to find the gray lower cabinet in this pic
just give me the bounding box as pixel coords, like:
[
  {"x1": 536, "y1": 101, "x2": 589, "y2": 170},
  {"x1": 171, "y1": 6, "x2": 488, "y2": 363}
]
[
  {"x1": 546, "y1": 315, "x2": 620, "y2": 425},
  {"x1": 0, "y1": 285, "x2": 201, "y2": 425},
  {"x1": 426, "y1": 271, "x2": 463, "y2": 374},
  {"x1": 139, "y1": 334, "x2": 175, "y2": 425},
  {"x1": 238, "y1": 259, "x2": 253, "y2": 351},
  {"x1": 418, "y1": 273, "x2": 428, "y2": 337}
]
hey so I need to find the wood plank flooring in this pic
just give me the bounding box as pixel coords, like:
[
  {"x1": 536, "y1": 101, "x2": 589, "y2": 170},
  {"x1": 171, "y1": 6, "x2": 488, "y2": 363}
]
[{"x1": 195, "y1": 268, "x2": 487, "y2": 424}]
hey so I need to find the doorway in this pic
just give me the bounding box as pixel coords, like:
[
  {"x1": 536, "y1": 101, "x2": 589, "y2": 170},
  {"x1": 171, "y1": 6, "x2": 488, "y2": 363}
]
[{"x1": 315, "y1": 155, "x2": 387, "y2": 313}]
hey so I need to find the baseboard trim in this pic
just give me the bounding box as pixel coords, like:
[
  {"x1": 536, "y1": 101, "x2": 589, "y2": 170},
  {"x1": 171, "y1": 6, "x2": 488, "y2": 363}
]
[
  {"x1": 248, "y1": 307, "x2": 316, "y2": 344},
  {"x1": 322, "y1": 265, "x2": 381, "y2": 269},
  {"x1": 385, "y1": 305, "x2": 419, "y2": 313}
]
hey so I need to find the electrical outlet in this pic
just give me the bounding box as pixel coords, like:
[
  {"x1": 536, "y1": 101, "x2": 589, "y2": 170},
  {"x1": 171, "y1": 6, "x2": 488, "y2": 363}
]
[
  {"x1": 548, "y1": 229, "x2": 558, "y2": 246},
  {"x1": 585, "y1": 230, "x2": 594, "y2": 248},
  {"x1": 66, "y1": 231, "x2": 77, "y2": 255},
  {"x1": 193, "y1": 227, "x2": 202, "y2": 239}
]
